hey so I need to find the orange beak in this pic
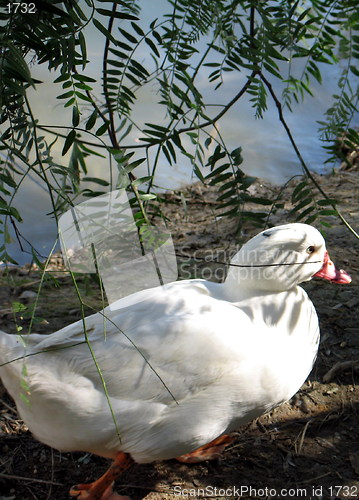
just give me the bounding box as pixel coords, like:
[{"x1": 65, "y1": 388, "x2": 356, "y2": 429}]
[{"x1": 313, "y1": 251, "x2": 351, "y2": 284}]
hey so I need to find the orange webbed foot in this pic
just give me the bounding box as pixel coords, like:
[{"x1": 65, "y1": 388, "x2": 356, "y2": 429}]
[
  {"x1": 176, "y1": 434, "x2": 234, "y2": 463},
  {"x1": 70, "y1": 482, "x2": 131, "y2": 500},
  {"x1": 69, "y1": 452, "x2": 133, "y2": 500}
]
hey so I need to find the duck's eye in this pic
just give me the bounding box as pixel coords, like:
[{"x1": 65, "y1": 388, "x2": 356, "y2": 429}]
[{"x1": 306, "y1": 246, "x2": 316, "y2": 254}]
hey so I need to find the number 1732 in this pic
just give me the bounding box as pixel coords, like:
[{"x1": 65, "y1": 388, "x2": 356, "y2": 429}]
[{"x1": 7, "y1": 3, "x2": 36, "y2": 14}]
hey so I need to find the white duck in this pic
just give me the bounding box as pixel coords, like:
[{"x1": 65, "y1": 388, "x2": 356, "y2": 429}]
[{"x1": 0, "y1": 223, "x2": 351, "y2": 500}]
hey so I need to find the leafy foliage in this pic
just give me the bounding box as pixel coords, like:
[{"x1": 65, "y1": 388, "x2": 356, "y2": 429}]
[
  {"x1": 0, "y1": 0, "x2": 358, "y2": 264},
  {"x1": 289, "y1": 178, "x2": 338, "y2": 226}
]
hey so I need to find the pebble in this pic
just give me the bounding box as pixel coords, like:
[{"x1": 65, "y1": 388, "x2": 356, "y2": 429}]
[{"x1": 18, "y1": 290, "x2": 37, "y2": 300}]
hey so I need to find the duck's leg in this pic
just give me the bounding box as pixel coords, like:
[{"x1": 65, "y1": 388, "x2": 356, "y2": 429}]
[
  {"x1": 176, "y1": 434, "x2": 234, "y2": 463},
  {"x1": 70, "y1": 452, "x2": 134, "y2": 500}
]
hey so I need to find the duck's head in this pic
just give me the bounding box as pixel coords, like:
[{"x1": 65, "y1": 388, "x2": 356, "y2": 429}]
[{"x1": 226, "y1": 223, "x2": 351, "y2": 292}]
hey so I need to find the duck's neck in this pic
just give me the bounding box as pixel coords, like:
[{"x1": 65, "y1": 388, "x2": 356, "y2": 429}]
[{"x1": 221, "y1": 274, "x2": 288, "y2": 302}]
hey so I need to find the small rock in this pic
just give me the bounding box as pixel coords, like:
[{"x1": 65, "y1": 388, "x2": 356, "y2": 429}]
[
  {"x1": 323, "y1": 387, "x2": 338, "y2": 395},
  {"x1": 18, "y1": 290, "x2": 37, "y2": 300}
]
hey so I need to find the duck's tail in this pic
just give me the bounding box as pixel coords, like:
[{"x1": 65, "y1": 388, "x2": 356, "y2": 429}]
[
  {"x1": 0, "y1": 331, "x2": 27, "y2": 396},
  {"x1": 0, "y1": 330, "x2": 21, "y2": 365},
  {"x1": 0, "y1": 330, "x2": 18, "y2": 346}
]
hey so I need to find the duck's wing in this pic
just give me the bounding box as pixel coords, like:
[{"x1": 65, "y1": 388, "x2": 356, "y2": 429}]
[
  {"x1": 13, "y1": 281, "x2": 253, "y2": 405},
  {"x1": 22, "y1": 279, "x2": 211, "y2": 350}
]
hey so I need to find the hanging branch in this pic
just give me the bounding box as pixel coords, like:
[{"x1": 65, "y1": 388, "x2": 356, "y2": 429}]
[{"x1": 260, "y1": 73, "x2": 359, "y2": 240}]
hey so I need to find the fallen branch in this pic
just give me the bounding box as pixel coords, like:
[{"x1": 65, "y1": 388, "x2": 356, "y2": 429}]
[{"x1": 323, "y1": 360, "x2": 359, "y2": 383}]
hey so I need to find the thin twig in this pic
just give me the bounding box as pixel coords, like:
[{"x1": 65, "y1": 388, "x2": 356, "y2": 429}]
[
  {"x1": 45, "y1": 449, "x2": 55, "y2": 500},
  {"x1": 0, "y1": 398, "x2": 17, "y2": 414},
  {"x1": 0, "y1": 472, "x2": 62, "y2": 487},
  {"x1": 298, "y1": 471, "x2": 332, "y2": 484},
  {"x1": 294, "y1": 419, "x2": 312, "y2": 455},
  {"x1": 178, "y1": 69, "x2": 260, "y2": 135}
]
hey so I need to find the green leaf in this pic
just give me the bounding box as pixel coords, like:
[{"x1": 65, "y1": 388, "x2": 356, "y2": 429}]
[
  {"x1": 4, "y1": 225, "x2": 12, "y2": 244},
  {"x1": 292, "y1": 188, "x2": 311, "y2": 202},
  {"x1": 0, "y1": 251, "x2": 18, "y2": 265},
  {"x1": 165, "y1": 140, "x2": 177, "y2": 163},
  {"x1": 5, "y1": 44, "x2": 34, "y2": 85},
  {"x1": 82, "y1": 190, "x2": 107, "y2": 198},
  {"x1": 246, "y1": 197, "x2": 273, "y2": 206},
  {"x1": 57, "y1": 90, "x2": 74, "y2": 100},
  {"x1": 171, "y1": 132, "x2": 183, "y2": 150},
  {"x1": 131, "y1": 176, "x2": 152, "y2": 187},
  {"x1": 74, "y1": 82, "x2": 92, "y2": 91},
  {"x1": 93, "y1": 18, "x2": 118, "y2": 45},
  {"x1": 96, "y1": 122, "x2": 110, "y2": 136},
  {"x1": 12, "y1": 301, "x2": 28, "y2": 313},
  {"x1": 217, "y1": 190, "x2": 236, "y2": 201},
  {"x1": 319, "y1": 209, "x2": 338, "y2": 216},
  {"x1": 209, "y1": 172, "x2": 233, "y2": 184},
  {"x1": 75, "y1": 91, "x2": 93, "y2": 103},
  {"x1": 78, "y1": 31, "x2": 87, "y2": 68},
  {"x1": 296, "y1": 206, "x2": 315, "y2": 221},
  {"x1": 54, "y1": 73, "x2": 70, "y2": 83},
  {"x1": 263, "y1": 63, "x2": 282, "y2": 80},
  {"x1": 1, "y1": 128, "x2": 12, "y2": 141},
  {"x1": 8, "y1": 206, "x2": 22, "y2": 222},
  {"x1": 83, "y1": 177, "x2": 110, "y2": 186},
  {"x1": 64, "y1": 98, "x2": 76, "y2": 108},
  {"x1": 97, "y1": 8, "x2": 138, "y2": 20},
  {"x1": 317, "y1": 198, "x2": 337, "y2": 206},
  {"x1": 72, "y1": 106, "x2": 80, "y2": 127},
  {"x1": 86, "y1": 110, "x2": 98, "y2": 130},
  {"x1": 62, "y1": 129, "x2": 76, "y2": 156},
  {"x1": 118, "y1": 28, "x2": 138, "y2": 44},
  {"x1": 206, "y1": 164, "x2": 230, "y2": 178},
  {"x1": 319, "y1": 220, "x2": 332, "y2": 228},
  {"x1": 73, "y1": 74, "x2": 97, "y2": 83},
  {"x1": 139, "y1": 193, "x2": 157, "y2": 200},
  {"x1": 290, "y1": 197, "x2": 313, "y2": 213},
  {"x1": 162, "y1": 145, "x2": 172, "y2": 165},
  {"x1": 0, "y1": 173, "x2": 17, "y2": 188},
  {"x1": 291, "y1": 181, "x2": 308, "y2": 201},
  {"x1": 131, "y1": 22, "x2": 145, "y2": 36},
  {"x1": 122, "y1": 158, "x2": 146, "y2": 172},
  {"x1": 230, "y1": 147, "x2": 243, "y2": 166},
  {"x1": 145, "y1": 37, "x2": 160, "y2": 57},
  {"x1": 305, "y1": 214, "x2": 318, "y2": 225}
]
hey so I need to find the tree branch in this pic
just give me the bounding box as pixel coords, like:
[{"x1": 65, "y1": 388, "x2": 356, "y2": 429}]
[{"x1": 260, "y1": 72, "x2": 359, "y2": 239}]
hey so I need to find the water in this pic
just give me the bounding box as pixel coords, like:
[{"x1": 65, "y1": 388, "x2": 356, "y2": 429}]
[{"x1": 1, "y1": 2, "x2": 356, "y2": 265}]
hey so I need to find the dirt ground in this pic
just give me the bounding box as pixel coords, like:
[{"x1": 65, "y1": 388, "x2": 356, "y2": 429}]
[{"x1": 0, "y1": 169, "x2": 358, "y2": 500}]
